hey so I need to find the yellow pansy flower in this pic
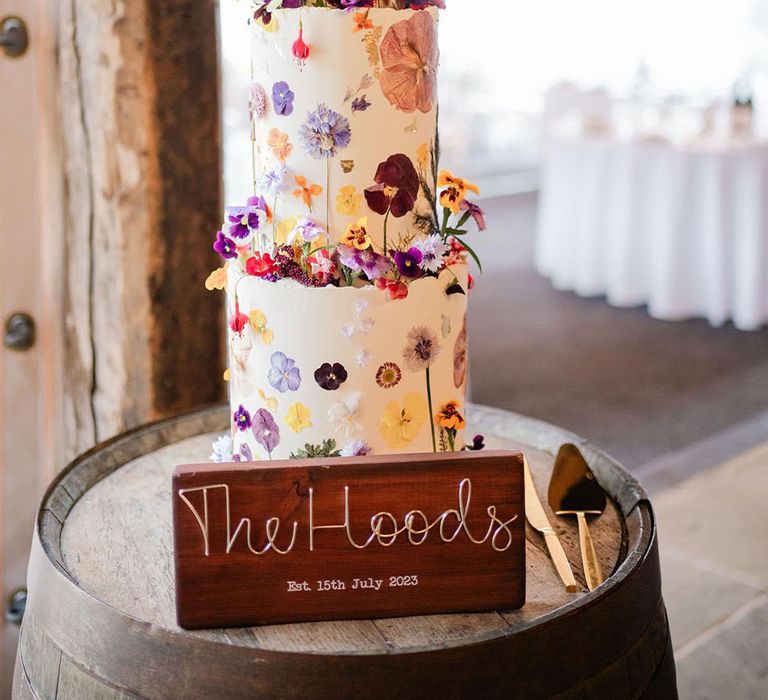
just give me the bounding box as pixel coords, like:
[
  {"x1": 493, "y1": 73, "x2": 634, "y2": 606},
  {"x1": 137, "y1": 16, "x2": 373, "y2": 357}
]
[
  {"x1": 249, "y1": 309, "x2": 274, "y2": 345},
  {"x1": 284, "y1": 402, "x2": 312, "y2": 433},
  {"x1": 275, "y1": 216, "x2": 299, "y2": 245},
  {"x1": 380, "y1": 392, "x2": 428, "y2": 448},
  {"x1": 258, "y1": 388, "x2": 278, "y2": 411},
  {"x1": 417, "y1": 143, "x2": 430, "y2": 171},
  {"x1": 205, "y1": 266, "x2": 227, "y2": 291},
  {"x1": 336, "y1": 185, "x2": 362, "y2": 217},
  {"x1": 340, "y1": 217, "x2": 372, "y2": 250}
]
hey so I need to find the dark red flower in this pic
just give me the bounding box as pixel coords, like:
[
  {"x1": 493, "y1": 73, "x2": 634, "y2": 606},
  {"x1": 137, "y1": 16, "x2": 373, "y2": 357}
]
[{"x1": 364, "y1": 154, "x2": 419, "y2": 218}]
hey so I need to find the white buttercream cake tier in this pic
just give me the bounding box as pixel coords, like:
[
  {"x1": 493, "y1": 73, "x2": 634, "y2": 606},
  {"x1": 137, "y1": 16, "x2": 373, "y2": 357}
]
[{"x1": 227, "y1": 266, "x2": 468, "y2": 460}]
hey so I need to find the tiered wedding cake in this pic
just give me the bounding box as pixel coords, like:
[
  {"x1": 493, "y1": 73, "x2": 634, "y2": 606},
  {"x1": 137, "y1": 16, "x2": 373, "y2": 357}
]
[{"x1": 208, "y1": 0, "x2": 486, "y2": 461}]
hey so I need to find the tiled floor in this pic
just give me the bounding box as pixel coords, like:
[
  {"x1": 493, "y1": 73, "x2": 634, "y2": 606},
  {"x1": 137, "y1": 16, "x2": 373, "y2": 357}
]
[{"x1": 654, "y1": 441, "x2": 768, "y2": 698}]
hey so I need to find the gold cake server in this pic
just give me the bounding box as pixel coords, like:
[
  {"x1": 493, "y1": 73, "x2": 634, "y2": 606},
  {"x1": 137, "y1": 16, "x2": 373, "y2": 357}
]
[{"x1": 524, "y1": 456, "x2": 580, "y2": 592}]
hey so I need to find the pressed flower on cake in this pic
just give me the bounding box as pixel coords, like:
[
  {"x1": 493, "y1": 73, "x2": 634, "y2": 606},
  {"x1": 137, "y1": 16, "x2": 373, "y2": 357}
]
[
  {"x1": 233, "y1": 405, "x2": 252, "y2": 432},
  {"x1": 403, "y1": 325, "x2": 441, "y2": 451},
  {"x1": 252, "y1": 408, "x2": 281, "y2": 457},
  {"x1": 453, "y1": 314, "x2": 468, "y2": 388},
  {"x1": 249, "y1": 309, "x2": 274, "y2": 345},
  {"x1": 268, "y1": 351, "x2": 301, "y2": 392},
  {"x1": 376, "y1": 362, "x2": 402, "y2": 389},
  {"x1": 249, "y1": 82, "x2": 267, "y2": 121},
  {"x1": 299, "y1": 104, "x2": 352, "y2": 160},
  {"x1": 336, "y1": 185, "x2": 363, "y2": 216},
  {"x1": 314, "y1": 362, "x2": 348, "y2": 391},
  {"x1": 268, "y1": 128, "x2": 293, "y2": 163},
  {"x1": 379, "y1": 11, "x2": 438, "y2": 114},
  {"x1": 293, "y1": 176, "x2": 323, "y2": 212},
  {"x1": 284, "y1": 402, "x2": 312, "y2": 433},
  {"x1": 327, "y1": 392, "x2": 363, "y2": 437},
  {"x1": 272, "y1": 81, "x2": 295, "y2": 116},
  {"x1": 379, "y1": 391, "x2": 428, "y2": 449}
]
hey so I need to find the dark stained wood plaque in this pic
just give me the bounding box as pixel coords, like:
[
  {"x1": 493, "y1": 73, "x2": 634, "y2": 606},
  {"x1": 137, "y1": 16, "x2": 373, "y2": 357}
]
[{"x1": 173, "y1": 450, "x2": 525, "y2": 629}]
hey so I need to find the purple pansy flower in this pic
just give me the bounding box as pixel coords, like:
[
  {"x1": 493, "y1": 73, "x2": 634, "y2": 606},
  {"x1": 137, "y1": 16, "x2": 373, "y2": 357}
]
[
  {"x1": 268, "y1": 351, "x2": 302, "y2": 392},
  {"x1": 272, "y1": 81, "x2": 295, "y2": 117},
  {"x1": 393, "y1": 247, "x2": 423, "y2": 279},
  {"x1": 233, "y1": 405, "x2": 252, "y2": 432},
  {"x1": 338, "y1": 245, "x2": 391, "y2": 280},
  {"x1": 213, "y1": 230, "x2": 238, "y2": 260},
  {"x1": 300, "y1": 104, "x2": 352, "y2": 159},
  {"x1": 226, "y1": 206, "x2": 261, "y2": 240},
  {"x1": 252, "y1": 408, "x2": 280, "y2": 455},
  {"x1": 351, "y1": 95, "x2": 372, "y2": 113}
]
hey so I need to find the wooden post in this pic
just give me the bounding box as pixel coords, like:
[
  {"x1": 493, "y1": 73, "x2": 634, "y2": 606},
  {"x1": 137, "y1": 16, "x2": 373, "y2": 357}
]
[{"x1": 56, "y1": 0, "x2": 223, "y2": 457}]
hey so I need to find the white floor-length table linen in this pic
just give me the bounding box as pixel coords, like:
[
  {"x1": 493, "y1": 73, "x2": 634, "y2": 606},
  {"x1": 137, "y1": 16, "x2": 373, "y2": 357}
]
[{"x1": 535, "y1": 136, "x2": 768, "y2": 330}]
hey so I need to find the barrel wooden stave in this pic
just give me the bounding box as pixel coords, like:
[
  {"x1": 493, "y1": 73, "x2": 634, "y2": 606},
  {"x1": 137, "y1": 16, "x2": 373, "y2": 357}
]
[{"x1": 14, "y1": 405, "x2": 677, "y2": 699}]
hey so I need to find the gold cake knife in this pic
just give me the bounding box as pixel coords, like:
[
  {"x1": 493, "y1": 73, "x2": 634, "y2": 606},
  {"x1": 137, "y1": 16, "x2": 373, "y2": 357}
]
[{"x1": 524, "y1": 456, "x2": 580, "y2": 592}]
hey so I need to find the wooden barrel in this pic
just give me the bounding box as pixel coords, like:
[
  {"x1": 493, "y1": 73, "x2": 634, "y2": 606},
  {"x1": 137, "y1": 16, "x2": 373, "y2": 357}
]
[{"x1": 13, "y1": 405, "x2": 677, "y2": 699}]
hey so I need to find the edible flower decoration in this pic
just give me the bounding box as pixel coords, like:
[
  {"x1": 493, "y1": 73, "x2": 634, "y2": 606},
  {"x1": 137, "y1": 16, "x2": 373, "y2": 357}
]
[
  {"x1": 292, "y1": 20, "x2": 310, "y2": 69},
  {"x1": 364, "y1": 154, "x2": 419, "y2": 253},
  {"x1": 229, "y1": 301, "x2": 249, "y2": 335},
  {"x1": 380, "y1": 392, "x2": 428, "y2": 449},
  {"x1": 379, "y1": 11, "x2": 438, "y2": 114},
  {"x1": 300, "y1": 104, "x2": 352, "y2": 160},
  {"x1": 438, "y1": 171, "x2": 480, "y2": 214},
  {"x1": 435, "y1": 399, "x2": 465, "y2": 452},
  {"x1": 314, "y1": 362, "x2": 348, "y2": 391},
  {"x1": 402, "y1": 325, "x2": 441, "y2": 451},
  {"x1": 272, "y1": 81, "x2": 295, "y2": 116},
  {"x1": 340, "y1": 217, "x2": 372, "y2": 250},
  {"x1": 293, "y1": 175, "x2": 323, "y2": 212}
]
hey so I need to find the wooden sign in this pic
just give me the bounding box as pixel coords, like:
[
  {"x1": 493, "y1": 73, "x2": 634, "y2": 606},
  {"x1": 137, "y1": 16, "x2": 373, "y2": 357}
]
[{"x1": 173, "y1": 450, "x2": 525, "y2": 629}]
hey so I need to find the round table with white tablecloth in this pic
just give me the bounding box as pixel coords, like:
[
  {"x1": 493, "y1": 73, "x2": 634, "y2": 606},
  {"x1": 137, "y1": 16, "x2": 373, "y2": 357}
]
[{"x1": 535, "y1": 135, "x2": 768, "y2": 330}]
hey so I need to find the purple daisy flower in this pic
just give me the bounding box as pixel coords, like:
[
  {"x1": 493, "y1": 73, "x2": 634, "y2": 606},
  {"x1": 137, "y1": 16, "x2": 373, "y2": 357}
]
[
  {"x1": 340, "y1": 0, "x2": 374, "y2": 10},
  {"x1": 300, "y1": 104, "x2": 352, "y2": 160},
  {"x1": 252, "y1": 408, "x2": 280, "y2": 455},
  {"x1": 272, "y1": 81, "x2": 295, "y2": 117},
  {"x1": 268, "y1": 351, "x2": 301, "y2": 392},
  {"x1": 393, "y1": 247, "x2": 423, "y2": 279},
  {"x1": 226, "y1": 206, "x2": 260, "y2": 240},
  {"x1": 213, "y1": 230, "x2": 238, "y2": 260},
  {"x1": 337, "y1": 245, "x2": 391, "y2": 281},
  {"x1": 260, "y1": 164, "x2": 286, "y2": 199},
  {"x1": 233, "y1": 405, "x2": 252, "y2": 432}
]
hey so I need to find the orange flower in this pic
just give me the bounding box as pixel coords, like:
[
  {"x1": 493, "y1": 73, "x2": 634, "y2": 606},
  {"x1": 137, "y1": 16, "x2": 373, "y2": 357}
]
[
  {"x1": 352, "y1": 10, "x2": 374, "y2": 33},
  {"x1": 268, "y1": 128, "x2": 293, "y2": 162},
  {"x1": 435, "y1": 400, "x2": 466, "y2": 431},
  {"x1": 293, "y1": 175, "x2": 323, "y2": 211},
  {"x1": 438, "y1": 170, "x2": 480, "y2": 214}
]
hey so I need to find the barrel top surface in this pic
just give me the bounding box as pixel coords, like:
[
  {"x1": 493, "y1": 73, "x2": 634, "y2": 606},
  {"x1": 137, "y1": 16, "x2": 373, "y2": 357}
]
[{"x1": 46, "y1": 404, "x2": 645, "y2": 656}]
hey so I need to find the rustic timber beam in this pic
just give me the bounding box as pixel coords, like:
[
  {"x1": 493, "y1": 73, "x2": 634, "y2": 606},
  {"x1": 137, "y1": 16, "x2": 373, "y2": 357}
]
[{"x1": 57, "y1": 0, "x2": 223, "y2": 458}]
